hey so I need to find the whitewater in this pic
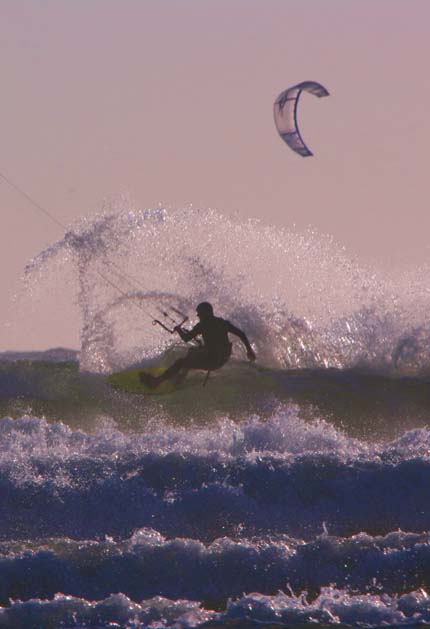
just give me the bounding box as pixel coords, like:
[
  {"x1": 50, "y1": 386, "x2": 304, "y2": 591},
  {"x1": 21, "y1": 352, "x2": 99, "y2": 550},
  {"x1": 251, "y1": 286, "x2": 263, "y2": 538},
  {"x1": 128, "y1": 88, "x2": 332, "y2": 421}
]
[{"x1": 2, "y1": 202, "x2": 430, "y2": 628}]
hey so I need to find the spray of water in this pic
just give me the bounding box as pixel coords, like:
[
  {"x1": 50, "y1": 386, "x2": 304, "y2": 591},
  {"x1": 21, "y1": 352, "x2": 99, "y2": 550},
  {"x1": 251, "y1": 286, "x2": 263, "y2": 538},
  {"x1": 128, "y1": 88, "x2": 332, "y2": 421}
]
[{"x1": 24, "y1": 198, "x2": 430, "y2": 376}]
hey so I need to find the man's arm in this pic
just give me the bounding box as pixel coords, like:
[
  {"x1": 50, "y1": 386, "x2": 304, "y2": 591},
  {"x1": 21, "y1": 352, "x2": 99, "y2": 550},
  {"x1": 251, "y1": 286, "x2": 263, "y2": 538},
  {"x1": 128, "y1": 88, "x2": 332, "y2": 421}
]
[
  {"x1": 226, "y1": 322, "x2": 256, "y2": 361},
  {"x1": 174, "y1": 322, "x2": 202, "y2": 343}
]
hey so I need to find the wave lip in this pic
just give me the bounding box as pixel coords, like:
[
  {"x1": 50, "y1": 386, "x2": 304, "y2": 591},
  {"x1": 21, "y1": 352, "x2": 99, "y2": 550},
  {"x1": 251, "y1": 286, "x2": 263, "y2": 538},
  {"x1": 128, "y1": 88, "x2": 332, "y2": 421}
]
[{"x1": 1, "y1": 413, "x2": 430, "y2": 542}]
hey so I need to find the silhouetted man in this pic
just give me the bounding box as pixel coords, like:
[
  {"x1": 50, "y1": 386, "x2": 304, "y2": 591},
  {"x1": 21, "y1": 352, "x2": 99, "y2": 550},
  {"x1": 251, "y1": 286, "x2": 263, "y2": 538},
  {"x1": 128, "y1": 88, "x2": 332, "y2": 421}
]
[{"x1": 140, "y1": 302, "x2": 256, "y2": 388}]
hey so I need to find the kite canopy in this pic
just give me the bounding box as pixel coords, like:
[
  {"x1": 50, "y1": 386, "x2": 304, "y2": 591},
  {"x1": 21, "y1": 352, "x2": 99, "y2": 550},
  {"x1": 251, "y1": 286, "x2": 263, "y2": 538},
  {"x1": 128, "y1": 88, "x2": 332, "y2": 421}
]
[{"x1": 273, "y1": 81, "x2": 329, "y2": 157}]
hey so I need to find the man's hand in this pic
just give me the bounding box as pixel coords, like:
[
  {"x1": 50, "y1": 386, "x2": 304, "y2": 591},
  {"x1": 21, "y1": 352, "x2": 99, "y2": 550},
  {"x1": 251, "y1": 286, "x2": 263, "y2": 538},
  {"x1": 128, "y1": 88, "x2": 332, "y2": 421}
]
[{"x1": 247, "y1": 348, "x2": 256, "y2": 362}]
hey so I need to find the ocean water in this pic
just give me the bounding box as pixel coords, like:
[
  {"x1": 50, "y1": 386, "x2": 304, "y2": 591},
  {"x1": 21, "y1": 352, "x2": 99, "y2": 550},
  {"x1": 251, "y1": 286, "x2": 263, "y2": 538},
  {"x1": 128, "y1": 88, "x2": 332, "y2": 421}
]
[{"x1": 3, "y1": 203, "x2": 430, "y2": 628}]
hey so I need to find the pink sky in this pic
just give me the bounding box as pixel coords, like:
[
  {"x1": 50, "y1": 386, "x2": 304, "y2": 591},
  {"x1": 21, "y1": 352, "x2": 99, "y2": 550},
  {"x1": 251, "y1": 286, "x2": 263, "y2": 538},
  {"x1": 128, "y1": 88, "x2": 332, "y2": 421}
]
[{"x1": 1, "y1": 1, "x2": 430, "y2": 349}]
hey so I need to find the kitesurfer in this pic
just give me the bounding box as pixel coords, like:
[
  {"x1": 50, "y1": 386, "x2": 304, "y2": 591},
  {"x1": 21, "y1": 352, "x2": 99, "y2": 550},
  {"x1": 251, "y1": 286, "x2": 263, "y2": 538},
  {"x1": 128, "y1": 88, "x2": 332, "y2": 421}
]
[{"x1": 140, "y1": 302, "x2": 256, "y2": 388}]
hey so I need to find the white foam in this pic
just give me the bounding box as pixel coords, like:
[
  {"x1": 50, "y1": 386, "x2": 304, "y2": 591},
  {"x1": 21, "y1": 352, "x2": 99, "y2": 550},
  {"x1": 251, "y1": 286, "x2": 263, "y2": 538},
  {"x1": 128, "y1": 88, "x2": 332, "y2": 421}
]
[{"x1": 1, "y1": 587, "x2": 430, "y2": 627}]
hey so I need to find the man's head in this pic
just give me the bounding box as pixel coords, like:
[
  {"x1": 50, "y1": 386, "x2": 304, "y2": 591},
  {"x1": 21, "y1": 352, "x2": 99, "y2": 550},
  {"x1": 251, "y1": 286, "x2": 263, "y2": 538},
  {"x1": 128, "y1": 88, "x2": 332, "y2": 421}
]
[{"x1": 196, "y1": 302, "x2": 214, "y2": 321}]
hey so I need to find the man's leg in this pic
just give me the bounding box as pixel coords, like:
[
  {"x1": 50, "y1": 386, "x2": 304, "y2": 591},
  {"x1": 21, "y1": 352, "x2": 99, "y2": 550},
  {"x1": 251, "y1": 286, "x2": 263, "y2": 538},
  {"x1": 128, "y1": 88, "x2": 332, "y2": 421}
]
[
  {"x1": 140, "y1": 348, "x2": 210, "y2": 389},
  {"x1": 140, "y1": 357, "x2": 186, "y2": 388}
]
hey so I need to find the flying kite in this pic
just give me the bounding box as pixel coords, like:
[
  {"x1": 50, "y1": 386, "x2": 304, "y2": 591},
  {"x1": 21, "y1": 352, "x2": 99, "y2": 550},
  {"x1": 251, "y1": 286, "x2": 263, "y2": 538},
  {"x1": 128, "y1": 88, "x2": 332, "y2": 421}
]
[{"x1": 273, "y1": 81, "x2": 329, "y2": 157}]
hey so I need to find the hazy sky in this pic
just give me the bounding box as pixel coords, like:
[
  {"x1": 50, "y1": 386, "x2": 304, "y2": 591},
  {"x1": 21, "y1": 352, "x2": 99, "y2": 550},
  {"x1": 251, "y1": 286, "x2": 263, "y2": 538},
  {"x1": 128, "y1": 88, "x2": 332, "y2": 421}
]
[{"x1": 1, "y1": 1, "x2": 430, "y2": 349}]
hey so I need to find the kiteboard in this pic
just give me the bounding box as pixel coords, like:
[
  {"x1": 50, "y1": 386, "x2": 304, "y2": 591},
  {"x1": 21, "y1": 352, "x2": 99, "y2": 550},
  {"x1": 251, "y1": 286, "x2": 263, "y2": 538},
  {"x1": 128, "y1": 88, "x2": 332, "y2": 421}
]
[{"x1": 107, "y1": 367, "x2": 179, "y2": 396}]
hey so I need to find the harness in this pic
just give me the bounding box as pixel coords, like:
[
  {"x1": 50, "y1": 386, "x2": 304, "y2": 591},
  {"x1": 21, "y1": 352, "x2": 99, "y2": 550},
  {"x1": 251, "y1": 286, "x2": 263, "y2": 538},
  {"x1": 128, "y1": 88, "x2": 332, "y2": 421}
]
[{"x1": 202, "y1": 342, "x2": 232, "y2": 387}]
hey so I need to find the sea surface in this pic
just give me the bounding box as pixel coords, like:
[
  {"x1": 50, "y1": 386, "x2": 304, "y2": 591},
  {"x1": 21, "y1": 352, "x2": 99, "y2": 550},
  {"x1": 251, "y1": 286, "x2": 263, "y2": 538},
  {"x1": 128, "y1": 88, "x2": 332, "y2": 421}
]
[{"x1": 2, "y1": 204, "x2": 430, "y2": 628}]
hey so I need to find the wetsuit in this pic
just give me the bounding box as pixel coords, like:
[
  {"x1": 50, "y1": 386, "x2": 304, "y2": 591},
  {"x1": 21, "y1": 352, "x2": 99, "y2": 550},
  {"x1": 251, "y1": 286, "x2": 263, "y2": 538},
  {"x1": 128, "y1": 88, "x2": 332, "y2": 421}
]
[{"x1": 180, "y1": 317, "x2": 233, "y2": 370}]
